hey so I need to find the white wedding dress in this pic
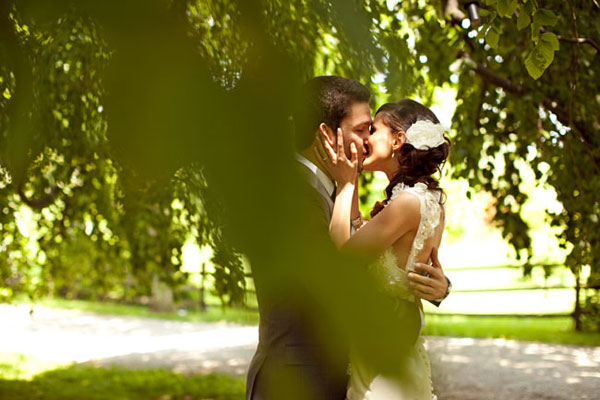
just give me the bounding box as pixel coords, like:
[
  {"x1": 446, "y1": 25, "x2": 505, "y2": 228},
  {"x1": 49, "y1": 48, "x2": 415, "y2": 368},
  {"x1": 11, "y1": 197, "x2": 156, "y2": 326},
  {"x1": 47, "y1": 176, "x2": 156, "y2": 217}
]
[{"x1": 346, "y1": 182, "x2": 442, "y2": 400}]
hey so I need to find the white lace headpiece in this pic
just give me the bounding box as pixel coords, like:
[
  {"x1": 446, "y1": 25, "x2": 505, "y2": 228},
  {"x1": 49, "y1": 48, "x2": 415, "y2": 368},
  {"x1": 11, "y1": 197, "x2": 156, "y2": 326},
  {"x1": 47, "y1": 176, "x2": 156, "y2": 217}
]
[{"x1": 404, "y1": 120, "x2": 447, "y2": 150}]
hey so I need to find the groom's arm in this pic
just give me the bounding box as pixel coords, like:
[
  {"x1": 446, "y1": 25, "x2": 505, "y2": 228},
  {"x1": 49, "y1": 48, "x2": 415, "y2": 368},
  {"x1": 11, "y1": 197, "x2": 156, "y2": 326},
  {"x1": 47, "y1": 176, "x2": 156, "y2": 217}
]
[{"x1": 408, "y1": 247, "x2": 451, "y2": 306}]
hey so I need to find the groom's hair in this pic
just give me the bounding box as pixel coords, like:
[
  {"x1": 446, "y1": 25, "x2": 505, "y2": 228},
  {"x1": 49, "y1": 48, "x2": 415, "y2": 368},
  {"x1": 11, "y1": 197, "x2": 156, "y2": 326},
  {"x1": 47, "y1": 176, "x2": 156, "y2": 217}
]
[{"x1": 293, "y1": 76, "x2": 370, "y2": 150}]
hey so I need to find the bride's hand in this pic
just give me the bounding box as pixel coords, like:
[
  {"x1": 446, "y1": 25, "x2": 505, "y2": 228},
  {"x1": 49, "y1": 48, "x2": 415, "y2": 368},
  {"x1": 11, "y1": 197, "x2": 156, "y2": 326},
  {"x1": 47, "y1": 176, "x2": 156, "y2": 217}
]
[{"x1": 315, "y1": 128, "x2": 358, "y2": 187}]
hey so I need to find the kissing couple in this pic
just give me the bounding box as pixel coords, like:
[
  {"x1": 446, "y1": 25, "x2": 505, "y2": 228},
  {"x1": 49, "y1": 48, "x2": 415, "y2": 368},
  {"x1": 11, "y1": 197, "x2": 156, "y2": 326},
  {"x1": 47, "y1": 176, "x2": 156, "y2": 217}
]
[{"x1": 247, "y1": 76, "x2": 452, "y2": 400}]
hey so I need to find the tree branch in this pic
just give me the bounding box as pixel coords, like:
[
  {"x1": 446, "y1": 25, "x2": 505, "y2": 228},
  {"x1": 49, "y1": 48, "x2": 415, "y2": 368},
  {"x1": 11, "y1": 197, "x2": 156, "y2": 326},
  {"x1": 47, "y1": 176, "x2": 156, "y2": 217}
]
[
  {"x1": 474, "y1": 82, "x2": 487, "y2": 129},
  {"x1": 443, "y1": 0, "x2": 466, "y2": 25},
  {"x1": 539, "y1": 26, "x2": 600, "y2": 53},
  {"x1": 18, "y1": 185, "x2": 61, "y2": 210},
  {"x1": 458, "y1": 51, "x2": 595, "y2": 148},
  {"x1": 557, "y1": 35, "x2": 600, "y2": 54},
  {"x1": 567, "y1": 0, "x2": 579, "y2": 129},
  {"x1": 0, "y1": 0, "x2": 36, "y2": 185},
  {"x1": 461, "y1": 31, "x2": 476, "y2": 53},
  {"x1": 459, "y1": 51, "x2": 527, "y2": 96}
]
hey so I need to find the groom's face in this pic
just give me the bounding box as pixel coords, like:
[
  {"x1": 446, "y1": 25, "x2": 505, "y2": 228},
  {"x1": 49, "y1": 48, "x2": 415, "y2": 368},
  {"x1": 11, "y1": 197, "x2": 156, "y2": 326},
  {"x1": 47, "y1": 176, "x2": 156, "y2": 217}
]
[{"x1": 337, "y1": 102, "x2": 372, "y2": 171}]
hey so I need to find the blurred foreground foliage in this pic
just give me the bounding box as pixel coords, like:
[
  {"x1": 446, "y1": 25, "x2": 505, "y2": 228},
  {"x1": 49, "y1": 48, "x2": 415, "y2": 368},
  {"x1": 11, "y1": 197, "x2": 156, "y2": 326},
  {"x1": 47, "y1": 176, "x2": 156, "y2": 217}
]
[{"x1": 0, "y1": 0, "x2": 598, "y2": 330}]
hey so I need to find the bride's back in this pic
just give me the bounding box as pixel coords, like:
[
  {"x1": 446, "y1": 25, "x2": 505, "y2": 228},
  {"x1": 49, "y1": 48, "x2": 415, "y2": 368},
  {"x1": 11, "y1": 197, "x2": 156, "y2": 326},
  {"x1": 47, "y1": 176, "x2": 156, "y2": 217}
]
[{"x1": 388, "y1": 185, "x2": 445, "y2": 272}]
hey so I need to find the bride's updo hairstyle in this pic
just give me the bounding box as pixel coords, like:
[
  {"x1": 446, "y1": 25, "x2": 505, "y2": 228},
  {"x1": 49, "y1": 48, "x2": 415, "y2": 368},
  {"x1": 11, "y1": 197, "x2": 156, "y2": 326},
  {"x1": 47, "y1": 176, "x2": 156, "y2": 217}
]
[{"x1": 371, "y1": 99, "x2": 450, "y2": 217}]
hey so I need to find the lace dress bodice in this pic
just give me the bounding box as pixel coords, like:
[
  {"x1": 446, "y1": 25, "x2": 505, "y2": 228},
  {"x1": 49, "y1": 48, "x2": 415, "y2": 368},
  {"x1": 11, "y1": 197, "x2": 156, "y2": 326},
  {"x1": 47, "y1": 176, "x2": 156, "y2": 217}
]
[
  {"x1": 347, "y1": 182, "x2": 443, "y2": 400},
  {"x1": 368, "y1": 182, "x2": 444, "y2": 302}
]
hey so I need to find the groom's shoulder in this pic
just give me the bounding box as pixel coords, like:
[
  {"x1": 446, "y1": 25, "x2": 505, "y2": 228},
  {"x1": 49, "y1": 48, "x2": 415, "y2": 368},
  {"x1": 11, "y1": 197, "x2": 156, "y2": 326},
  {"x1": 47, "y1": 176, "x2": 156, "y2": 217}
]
[
  {"x1": 295, "y1": 163, "x2": 322, "y2": 195},
  {"x1": 295, "y1": 161, "x2": 314, "y2": 181},
  {"x1": 291, "y1": 168, "x2": 331, "y2": 222}
]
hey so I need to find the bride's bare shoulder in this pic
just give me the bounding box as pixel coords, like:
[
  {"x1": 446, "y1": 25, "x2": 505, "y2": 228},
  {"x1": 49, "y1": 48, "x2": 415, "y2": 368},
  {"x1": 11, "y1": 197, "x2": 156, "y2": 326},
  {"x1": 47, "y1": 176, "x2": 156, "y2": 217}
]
[
  {"x1": 388, "y1": 191, "x2": 421, "y2": 210},
  {"x1": 378, "y1": 192, "x2": 421, "y2": 224}
]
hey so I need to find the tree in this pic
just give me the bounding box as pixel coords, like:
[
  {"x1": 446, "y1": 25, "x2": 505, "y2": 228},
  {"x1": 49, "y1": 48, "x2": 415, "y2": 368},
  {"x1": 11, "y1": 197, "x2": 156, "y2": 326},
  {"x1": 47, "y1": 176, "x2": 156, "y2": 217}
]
[
  {"x1": 437, "y1": 0, "x2": 600, "y2": 331},
  {"x1": 0, "y1": 2, "x2": 245, "y2": 304},
  {"x1": 0, "y1": 0, "x2": 598, "y2": 330}
]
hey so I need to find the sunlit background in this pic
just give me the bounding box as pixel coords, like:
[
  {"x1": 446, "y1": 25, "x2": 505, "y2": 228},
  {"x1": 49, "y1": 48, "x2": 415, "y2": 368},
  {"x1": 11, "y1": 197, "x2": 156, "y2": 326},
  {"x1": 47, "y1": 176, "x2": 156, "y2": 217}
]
[{"x1": 1, "y1": 0, "x2": 599, "y2": 399}]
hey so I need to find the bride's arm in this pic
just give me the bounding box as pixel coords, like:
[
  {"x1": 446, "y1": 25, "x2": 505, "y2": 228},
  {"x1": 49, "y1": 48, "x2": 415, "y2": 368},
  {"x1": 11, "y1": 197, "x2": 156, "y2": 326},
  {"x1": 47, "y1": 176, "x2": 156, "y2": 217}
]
[
  {"x1": 318, "y1": 130, "x2": 359, "y2": 248},
  {"x1": 350, "y1": 183, "x2": 362, "y2": 226},
  {"x1": 330, "y1": 181, "x2": 355, "y2": 247},
  {"x1": 343, "y1": 192, "x2": 420, "y2": 259},
  {"x1": 331, "y1": 175, "x2": 362, "y2": 245}
]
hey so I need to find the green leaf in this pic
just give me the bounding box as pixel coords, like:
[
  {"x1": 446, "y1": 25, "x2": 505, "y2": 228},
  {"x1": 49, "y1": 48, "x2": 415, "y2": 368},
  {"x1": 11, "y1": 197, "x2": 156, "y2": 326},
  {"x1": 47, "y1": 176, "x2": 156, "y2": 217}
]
[
  {"x1": 486, "y1": 28, "x2": 500, "y2": 49},
  {"x1": 517, "y1": 11, "x2": 531, "y2": 30},
  {"x1": 531, "y1": 21, "x2": 541, "y2": 44},
  {"x1": 534, "y1": 9, "x2": 558, "y2": 27},
  {"x1": 496, "y1": 0, "x2": 518, "y2": 18},
  {"x1": 538, "y1": 40, "x2": 556, "y2": 60},
  {"x1": 524, "y1": 0, "x2": 536, "y2": 15},
  {"x1": 541, "y1": 32, "x2": 560, "y2": 51},
  {"x1": 478, "y1": 8, "x2": 492, "y2": 17},
  {"x1": 524, "y1": 39, "x2": 557, "y2": 79},
  {"x1": 524, "y1": 56, "x2": 542, "y2": 80}
]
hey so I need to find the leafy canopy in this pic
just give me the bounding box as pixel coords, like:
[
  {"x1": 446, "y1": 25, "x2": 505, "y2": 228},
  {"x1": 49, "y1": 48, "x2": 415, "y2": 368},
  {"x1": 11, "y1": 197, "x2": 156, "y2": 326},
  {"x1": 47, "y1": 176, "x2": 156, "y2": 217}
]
[{"x1": 0, "y1": 0, "x2": 598, "y2": 329}]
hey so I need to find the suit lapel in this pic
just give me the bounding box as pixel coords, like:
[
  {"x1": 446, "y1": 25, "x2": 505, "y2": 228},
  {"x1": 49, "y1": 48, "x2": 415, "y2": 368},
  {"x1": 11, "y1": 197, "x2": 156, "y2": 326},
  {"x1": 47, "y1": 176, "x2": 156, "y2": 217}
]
[{"x1": 297, "y1": 162, "x2": 334, "y2": 216}]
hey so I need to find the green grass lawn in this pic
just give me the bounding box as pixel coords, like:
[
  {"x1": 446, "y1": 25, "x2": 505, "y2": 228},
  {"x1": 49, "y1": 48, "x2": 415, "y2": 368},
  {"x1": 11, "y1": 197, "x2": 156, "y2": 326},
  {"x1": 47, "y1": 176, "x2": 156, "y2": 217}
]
[
  {"x1": 0, "y1": 358, "x2": 244, "y2": 400},
  {"x1": 423, "y1": 314, "x2": 600, "y2": 346},
  {"x1": 25, "y1": 297, "x2": 259, "y2": 325}
]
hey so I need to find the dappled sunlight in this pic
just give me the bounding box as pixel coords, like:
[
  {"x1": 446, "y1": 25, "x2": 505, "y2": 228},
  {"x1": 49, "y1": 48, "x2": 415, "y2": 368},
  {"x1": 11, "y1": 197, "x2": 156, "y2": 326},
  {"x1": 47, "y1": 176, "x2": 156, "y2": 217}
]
[
  {"x1": 0, "y1": 304, "x2": 257, "y2": 369},
  {"x1": 2, "y1": 304, "x2": 599, "y2": 399},
  {"x1": 0, "y1": 2, "x2": 597, "y2": 400},
  {"x1": 93, "y1": 345, "x2": 257, "y2": 376},
  {"x1": 427, "y1": 337, "x2": 600, "y2": 399}
]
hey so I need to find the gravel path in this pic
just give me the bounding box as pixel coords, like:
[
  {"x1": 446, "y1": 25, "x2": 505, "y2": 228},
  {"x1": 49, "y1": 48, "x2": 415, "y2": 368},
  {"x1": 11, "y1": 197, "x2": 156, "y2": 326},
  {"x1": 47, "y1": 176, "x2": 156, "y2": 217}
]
[{"x1": 2, "y1": 304, "x2": 599, "y2": 399}]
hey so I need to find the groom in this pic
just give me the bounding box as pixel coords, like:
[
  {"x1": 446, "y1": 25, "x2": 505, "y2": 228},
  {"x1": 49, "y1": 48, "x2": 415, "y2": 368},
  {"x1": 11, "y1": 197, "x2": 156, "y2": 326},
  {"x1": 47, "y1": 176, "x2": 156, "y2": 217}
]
[{"x1": 246, "y1": 76, "x2": 450, "y2": 400}]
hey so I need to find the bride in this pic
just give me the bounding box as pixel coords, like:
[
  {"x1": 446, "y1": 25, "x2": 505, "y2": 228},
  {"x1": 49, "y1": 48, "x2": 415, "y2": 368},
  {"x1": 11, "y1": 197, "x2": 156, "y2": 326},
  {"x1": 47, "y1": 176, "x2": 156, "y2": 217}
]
[{"x1": 319, "y1": 99, "x2": 449, "y2": 400}]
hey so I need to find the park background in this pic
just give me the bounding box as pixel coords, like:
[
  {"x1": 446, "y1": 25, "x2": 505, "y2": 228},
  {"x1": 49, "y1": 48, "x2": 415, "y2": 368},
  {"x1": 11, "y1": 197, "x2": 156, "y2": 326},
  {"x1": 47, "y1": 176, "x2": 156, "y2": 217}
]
[{"x1": 1, "y1": 0, "x2": 599, "y2": 399}]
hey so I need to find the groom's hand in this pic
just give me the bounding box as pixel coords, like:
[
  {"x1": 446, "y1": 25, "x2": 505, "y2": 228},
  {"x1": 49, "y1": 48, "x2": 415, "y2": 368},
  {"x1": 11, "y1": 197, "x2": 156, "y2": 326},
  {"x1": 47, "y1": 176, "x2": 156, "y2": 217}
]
[{"x1": 408, "y1": 247, "x2": 449, "y2": 301}]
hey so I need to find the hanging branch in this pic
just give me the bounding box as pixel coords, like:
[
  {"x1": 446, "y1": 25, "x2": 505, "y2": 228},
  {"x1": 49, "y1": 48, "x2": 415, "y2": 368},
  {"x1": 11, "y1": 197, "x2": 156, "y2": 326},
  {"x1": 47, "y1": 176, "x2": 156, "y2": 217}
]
[
  {"x1": 538, "y1": 26, "x2": 600, "y2": 54},
  {"x1": 566, "y1": 0, "x2": 579, "y2": 128},
  {"x1": 18, "y1": 184, "x2": 61, "y2": 210},
  {"x1": 458, "y1": 51, "x2": 595, "y2": 151},
  {"x1": 474, "y1": 82, "x2": 488, "y2": 129},
  {"x1": 459, "y1": 51, "x2": 526, "y2": 95},
  {"x1": 557, "y1": 35, "x2": 600, "y2": 54},
  {"x1": 443, "y1": 0, "x2": 466, "y2": 25}
]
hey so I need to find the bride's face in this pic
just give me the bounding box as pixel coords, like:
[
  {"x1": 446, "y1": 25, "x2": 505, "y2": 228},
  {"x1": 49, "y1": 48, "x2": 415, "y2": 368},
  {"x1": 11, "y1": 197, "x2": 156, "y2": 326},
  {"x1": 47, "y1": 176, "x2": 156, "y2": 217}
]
[{"x1": 363, "y1": 115, "x2": 399, "y2": 172}]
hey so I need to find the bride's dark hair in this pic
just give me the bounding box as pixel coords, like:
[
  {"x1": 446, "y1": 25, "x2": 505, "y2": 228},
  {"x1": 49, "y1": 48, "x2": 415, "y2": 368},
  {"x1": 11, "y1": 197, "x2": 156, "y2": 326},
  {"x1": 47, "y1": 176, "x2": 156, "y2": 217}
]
[{"x1": 370, "y1": 99, "x2": 450, "y2": 217}]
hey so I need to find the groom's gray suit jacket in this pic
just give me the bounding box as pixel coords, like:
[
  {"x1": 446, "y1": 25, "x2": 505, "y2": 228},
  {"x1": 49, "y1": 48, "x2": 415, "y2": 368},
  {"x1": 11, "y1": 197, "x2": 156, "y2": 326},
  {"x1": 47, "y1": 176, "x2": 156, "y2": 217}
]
[
  {"x1": 245, "y1": 162, "x2": 348, "y2": 400},
  {"x1": 245, "y1": 162, "x2": 424, "y2": 400}
]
